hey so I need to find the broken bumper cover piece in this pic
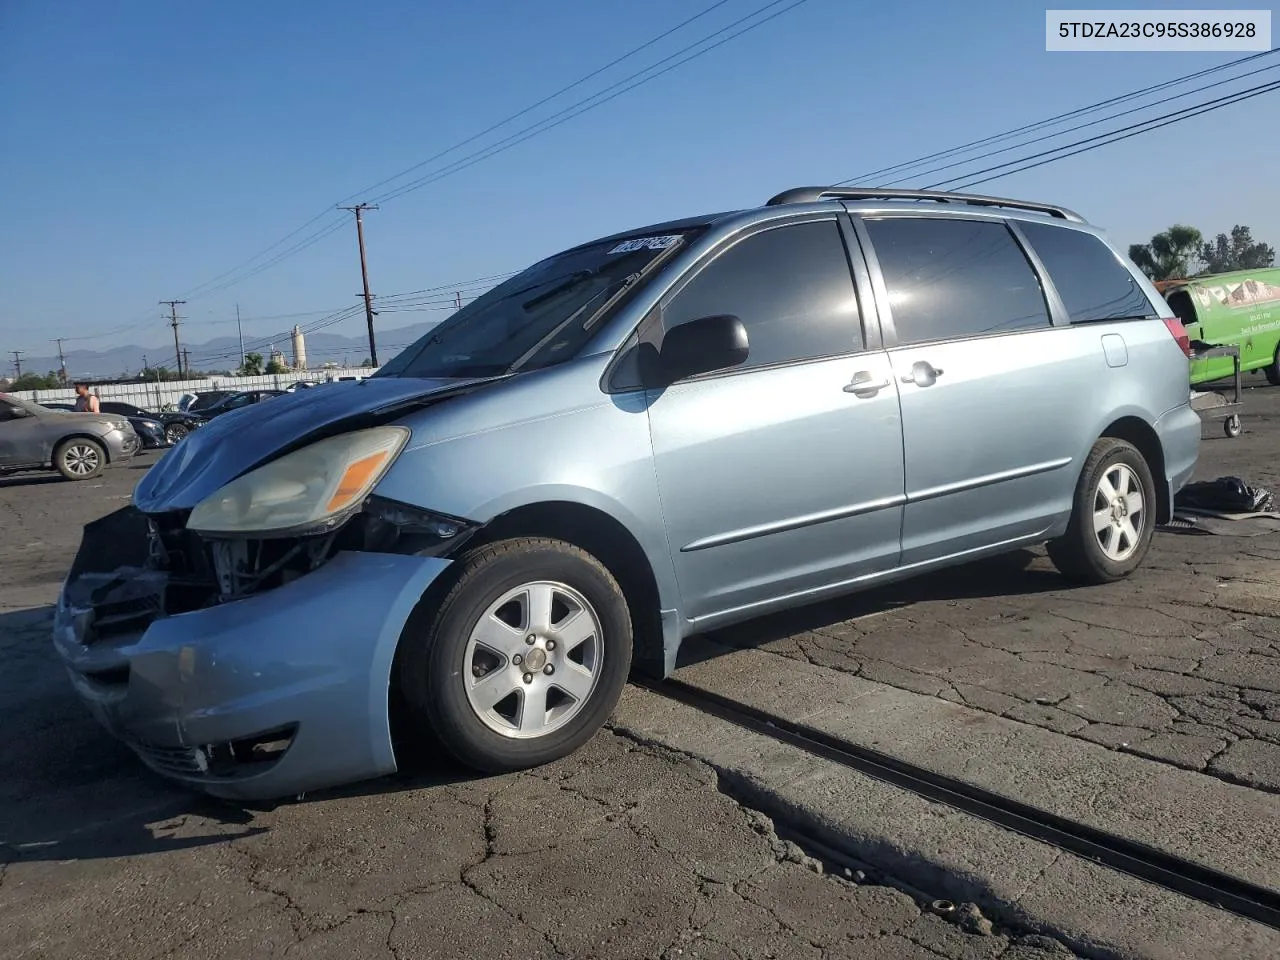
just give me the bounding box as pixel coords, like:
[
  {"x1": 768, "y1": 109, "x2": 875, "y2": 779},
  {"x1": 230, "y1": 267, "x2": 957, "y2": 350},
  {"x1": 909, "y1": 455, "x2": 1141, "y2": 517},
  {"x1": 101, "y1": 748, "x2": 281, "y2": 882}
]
[{"x1": 53, "y1": 550, "x2": 450, "y2": 800}]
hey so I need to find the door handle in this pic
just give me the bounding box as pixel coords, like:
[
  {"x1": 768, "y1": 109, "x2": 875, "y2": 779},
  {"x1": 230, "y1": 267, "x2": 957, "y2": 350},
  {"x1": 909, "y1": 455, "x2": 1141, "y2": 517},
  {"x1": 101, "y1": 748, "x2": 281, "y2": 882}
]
[
  {"x1": 843, "y1": 371, "x2": 890, "y2": 396},
  {"x1": 900, "y1": 360, "x2": 944, "y2": 387}
]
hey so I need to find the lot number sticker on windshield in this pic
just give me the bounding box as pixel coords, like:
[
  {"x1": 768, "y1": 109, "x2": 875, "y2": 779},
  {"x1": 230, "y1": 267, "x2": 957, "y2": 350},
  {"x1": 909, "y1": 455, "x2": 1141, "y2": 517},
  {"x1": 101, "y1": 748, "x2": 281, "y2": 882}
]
[{"x1": 608, "y1": 235, "x2": 681, "y2": 254}]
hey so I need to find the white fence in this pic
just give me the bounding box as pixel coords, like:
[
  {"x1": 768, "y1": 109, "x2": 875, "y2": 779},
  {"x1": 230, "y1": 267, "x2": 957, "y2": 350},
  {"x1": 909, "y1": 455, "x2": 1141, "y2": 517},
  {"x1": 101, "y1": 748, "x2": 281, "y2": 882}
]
[{"x1": 10, "y1": 368, "x2": 379, "y2": 412}]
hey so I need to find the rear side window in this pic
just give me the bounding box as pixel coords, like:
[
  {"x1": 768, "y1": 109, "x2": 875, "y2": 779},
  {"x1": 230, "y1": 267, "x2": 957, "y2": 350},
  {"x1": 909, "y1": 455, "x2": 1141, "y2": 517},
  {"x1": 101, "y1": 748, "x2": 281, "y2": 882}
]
[
  {"x1": 1018, "y1": 221, "x2": 1156, "y2": 323},
  {"x1": 864, "y1": 217, "x2": 1050, "y2": 345},
  {"x1": 661, "y1": 219, "x2": 863, "y2": 370}
]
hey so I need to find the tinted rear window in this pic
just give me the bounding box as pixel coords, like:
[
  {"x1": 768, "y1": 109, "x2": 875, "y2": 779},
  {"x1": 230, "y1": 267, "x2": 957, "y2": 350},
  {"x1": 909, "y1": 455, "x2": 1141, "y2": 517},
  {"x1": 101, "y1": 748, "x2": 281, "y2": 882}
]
[
  {"x1": 864, "y1": 217, "x2": 1050, "y2": 345},
  {"x1": 1019, "y1": 222, "x2": 1155, "y2": 322}
]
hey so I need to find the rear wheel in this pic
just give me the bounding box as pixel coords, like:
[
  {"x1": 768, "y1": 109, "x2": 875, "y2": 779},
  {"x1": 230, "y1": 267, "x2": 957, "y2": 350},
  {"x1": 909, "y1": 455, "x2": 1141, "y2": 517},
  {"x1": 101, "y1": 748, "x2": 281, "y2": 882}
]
[
  {"x1": 1265, "y1": 345, "x2": 1280, "y2": 386},
  {"x1": 1048, "y1": 437, "x2": 1156, "y2": 585},
  {"x1": 396, "y1": 537, "x2": 633, "y2": 773},
  {"x1": 164, "y1": 422, "x2": 189, "y2": 444},
  {"x1": 53, "y1": 438, "x2": 105, "y2": 481}
]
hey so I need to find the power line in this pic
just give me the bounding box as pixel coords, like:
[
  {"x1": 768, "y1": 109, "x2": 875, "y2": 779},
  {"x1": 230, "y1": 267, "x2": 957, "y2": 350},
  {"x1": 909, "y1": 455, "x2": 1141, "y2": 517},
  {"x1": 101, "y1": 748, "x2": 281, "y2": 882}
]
[
  {"x1": 178, "y1": 217, "x2": 350, "y2": 302},
  {"x1": 187, "y1": 303, "x2": 368, "y2": 366},
  {"x1": 176, "y1": 209, "x2": 345, "y2": 302},
  {"x1": 26, "y1": 2, "x2": 806, "y2": 340},
  {"x1": 126, "y1": 2, "x2": 775, "y2": 311},
  {"x1": 341, "y1": 0, "x2": 738, "y2": 206},
  {"x1": 933, "y1": 77, "x2": 1280, "y2": 191},
  {"x1": 890, "y1": 58, "x2": 1280, "y2": 189},
  {"x1": 373, "y1": 271, "x2": 519, "y2": 301},
  {"x1": 833, "y1": 47, "x2": 1279, "y2": 187},
  {"x1": 163, "y1": 0, "x2": 809, "y2": 310},
  {"x1": 371, "y1": 0, "x2": 813, "y2": 206}
]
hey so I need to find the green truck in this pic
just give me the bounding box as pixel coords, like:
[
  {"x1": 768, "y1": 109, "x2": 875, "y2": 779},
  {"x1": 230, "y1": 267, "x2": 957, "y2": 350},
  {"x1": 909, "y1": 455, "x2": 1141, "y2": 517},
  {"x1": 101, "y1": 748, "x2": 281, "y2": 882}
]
[{"x1": 1160, "y1": 268, "x2": 1280, "y2": 385}]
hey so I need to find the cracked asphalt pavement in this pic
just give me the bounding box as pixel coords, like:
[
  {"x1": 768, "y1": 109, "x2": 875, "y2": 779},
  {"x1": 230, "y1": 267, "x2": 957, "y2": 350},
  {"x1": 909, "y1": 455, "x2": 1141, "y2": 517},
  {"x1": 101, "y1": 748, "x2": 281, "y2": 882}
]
[
  {"x1": 0, "y1": 455, "x2": 1069, "y2": 960},
  {"x1": 6, "y1": 386, "x2": 1280, "y2": 958},
  {"x1": 704, "y1": 407, "x2": 1280, "y2": 794}
]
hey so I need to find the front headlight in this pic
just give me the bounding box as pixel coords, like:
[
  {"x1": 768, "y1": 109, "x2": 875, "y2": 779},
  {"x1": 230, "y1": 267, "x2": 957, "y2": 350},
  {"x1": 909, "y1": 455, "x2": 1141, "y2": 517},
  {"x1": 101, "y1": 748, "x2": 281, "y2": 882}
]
[
  {"x1": 187, "y1": 426, "x2": 410, "y2": 537},
  {"x1": 110, "y1": 419, "x2": 130, "y2": 432}
]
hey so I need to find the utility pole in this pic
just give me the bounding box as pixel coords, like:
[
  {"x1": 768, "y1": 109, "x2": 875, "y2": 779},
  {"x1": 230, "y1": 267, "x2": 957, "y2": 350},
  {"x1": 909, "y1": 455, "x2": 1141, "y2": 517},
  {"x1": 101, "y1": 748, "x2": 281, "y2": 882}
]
[
  {"x1": 10, "y1": 350, "x2": 22, "y2": 379},
  {"x1": 50, "y1": 338, "x2": 68, "y2": 384},
  {"x1": 339, "y1": 203, "x2": 379, "y2": 366},
  {"x1": 235, "y1": 303, "x2": 245, "y2": 368},
  {"x1": 183, "y1": 348, "x2": 191, "y2": 376},
  {"x1": 455, "y1": 291, "x2": 463, "y2": 309},
  {"x1": 160, "y1": 300, "x2": 186, "y2": 376}
]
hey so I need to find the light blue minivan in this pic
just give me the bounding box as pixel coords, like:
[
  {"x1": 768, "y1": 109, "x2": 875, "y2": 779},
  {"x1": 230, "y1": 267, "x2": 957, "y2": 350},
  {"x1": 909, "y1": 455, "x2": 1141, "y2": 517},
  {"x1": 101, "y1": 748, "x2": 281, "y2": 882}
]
[{"x1": 54, "y1": 186, "x2": 1200, "y2": 799}]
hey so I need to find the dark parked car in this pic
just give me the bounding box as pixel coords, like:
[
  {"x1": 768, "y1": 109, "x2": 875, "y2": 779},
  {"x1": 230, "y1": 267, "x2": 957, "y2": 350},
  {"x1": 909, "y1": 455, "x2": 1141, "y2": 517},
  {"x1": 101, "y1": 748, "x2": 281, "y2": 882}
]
[
  {"x1": 93, "y1": 400, "x2": 207, "y2": 446},
  {"x1": 180, "y1": 390, "x2": 236, "y2": 413},
  {"x1": 195, "y1": 389, "x2": 286, "y2": 420}
]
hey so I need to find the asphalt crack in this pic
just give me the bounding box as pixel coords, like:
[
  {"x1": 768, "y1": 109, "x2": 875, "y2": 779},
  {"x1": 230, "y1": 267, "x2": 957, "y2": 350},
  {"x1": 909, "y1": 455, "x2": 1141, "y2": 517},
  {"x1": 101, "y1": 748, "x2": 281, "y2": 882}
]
[
  {"x1": 608, "y1": 723, "x2": 1083, "y2": 957},
  {"x1": 1013, "y1": 851, "x2": 1064, "y2": 905},
  {"x1": 457, "y1": 793, "x2": 569, "y2": 959},
  {"x1": 228, "y1": 843, "x2": 309, "y2": 940}
]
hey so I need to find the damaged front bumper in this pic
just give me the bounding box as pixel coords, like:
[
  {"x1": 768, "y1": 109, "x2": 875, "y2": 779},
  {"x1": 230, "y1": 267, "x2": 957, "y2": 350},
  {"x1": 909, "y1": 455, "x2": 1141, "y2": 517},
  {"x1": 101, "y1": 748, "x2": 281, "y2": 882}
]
[{"x1": 54, "y1": 546, "x2": 450, "y2": 801}]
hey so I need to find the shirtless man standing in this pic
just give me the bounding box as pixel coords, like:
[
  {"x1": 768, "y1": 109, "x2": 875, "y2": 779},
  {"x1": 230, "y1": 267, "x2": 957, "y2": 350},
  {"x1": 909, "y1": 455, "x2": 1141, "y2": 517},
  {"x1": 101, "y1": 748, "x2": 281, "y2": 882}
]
[{"x1": 72, "y1": 382, "x2": 100, "y2": 413}]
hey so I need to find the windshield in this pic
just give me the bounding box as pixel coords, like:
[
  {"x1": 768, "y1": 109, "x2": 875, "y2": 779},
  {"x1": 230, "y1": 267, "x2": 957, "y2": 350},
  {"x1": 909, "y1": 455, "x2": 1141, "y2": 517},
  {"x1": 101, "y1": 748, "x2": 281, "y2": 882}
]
[{"x1": 373, "y1": 228, "x2": 698, "y2": 380}]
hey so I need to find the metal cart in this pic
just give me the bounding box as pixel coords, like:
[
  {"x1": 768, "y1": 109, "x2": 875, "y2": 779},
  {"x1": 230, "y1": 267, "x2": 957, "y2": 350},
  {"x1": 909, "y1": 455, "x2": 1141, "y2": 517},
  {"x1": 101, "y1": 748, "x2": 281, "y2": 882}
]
[{"x1": 1189, "y1": 343, "x2": 1243, "y2": 438}]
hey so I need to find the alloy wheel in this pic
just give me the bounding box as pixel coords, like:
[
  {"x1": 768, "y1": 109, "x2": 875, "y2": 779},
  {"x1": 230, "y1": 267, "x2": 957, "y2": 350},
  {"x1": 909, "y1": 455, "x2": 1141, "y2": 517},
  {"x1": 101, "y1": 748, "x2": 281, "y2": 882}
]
[
  {"x1": 63, "y1": 444, "x2": 101, "y2": 477},
  {"x1": 1093, "y1": 462, "x2": 1145, "y2": 562},
  {"x1": 463, "y1": 580, "x2": 603, "y2": 739}
]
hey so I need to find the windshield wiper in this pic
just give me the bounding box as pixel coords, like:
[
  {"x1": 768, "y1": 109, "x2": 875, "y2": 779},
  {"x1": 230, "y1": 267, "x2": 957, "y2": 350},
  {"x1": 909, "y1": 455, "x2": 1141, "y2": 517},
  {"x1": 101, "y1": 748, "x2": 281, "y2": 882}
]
[
  {"x1": 509, "y1": 273, "x2": 641, "y2": 373},
  {"x1": 421, "y1": 271, "x2": 595, "y2": 351},
  {"x1": 520, "y1": 270, "x2": 594, "y2": 310}
]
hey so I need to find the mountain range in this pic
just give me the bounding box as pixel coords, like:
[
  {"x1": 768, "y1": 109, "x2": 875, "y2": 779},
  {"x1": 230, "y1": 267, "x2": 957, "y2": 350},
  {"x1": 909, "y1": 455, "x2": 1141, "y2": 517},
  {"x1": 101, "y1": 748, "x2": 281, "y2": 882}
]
[{"x1": 11, "y1": 318, "x2": 440, "y2": 379}]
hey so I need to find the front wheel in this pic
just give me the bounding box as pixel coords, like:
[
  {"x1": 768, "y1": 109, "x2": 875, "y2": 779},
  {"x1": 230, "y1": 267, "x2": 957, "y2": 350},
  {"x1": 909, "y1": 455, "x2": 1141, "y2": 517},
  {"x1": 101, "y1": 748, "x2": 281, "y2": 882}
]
[
  {"x1": 53, "y1": 438, "x2": 105, "y2": 481},
  {"x1": 164, "y1": 422, "x2": 189, "y2": 444},
  {"x1": 396, "y1": 537, "x2": 633, "y2": 773},
  {"x1": 1225, "y1": 414, "x2": 1242, "y2": 438},
  {"x1": 1047, "y1": 437, "x2": 1157, "y2": 585}
]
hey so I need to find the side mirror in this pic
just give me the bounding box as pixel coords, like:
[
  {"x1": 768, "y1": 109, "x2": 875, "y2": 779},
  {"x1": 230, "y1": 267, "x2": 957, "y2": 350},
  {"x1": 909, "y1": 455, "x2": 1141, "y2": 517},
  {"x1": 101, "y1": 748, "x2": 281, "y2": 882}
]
[{"x1": 657, "y1": 314, "x2": 749, "y2": 384}]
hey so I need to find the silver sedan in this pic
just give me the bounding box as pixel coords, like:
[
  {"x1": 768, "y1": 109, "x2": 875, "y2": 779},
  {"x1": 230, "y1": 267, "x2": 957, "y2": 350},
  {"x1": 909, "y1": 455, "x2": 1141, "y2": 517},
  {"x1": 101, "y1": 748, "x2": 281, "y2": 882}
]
[{"x1": 0, "y1": 392, "x2": 140, "y2": 480}]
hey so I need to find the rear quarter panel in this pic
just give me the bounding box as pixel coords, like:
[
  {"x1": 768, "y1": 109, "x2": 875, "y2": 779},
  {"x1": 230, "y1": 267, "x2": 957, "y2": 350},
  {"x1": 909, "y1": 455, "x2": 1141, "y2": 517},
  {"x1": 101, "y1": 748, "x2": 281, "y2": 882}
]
[{"x1": 1011, "y1": 219, "x2": 1194, "y2": 526}]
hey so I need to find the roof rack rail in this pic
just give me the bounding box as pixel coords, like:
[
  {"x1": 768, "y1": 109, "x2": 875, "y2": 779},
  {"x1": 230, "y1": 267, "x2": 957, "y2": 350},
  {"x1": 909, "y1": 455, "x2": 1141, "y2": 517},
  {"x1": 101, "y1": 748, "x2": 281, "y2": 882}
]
[{"x1": 764, "y1": 186, "x2": 1085, "y2": 223}]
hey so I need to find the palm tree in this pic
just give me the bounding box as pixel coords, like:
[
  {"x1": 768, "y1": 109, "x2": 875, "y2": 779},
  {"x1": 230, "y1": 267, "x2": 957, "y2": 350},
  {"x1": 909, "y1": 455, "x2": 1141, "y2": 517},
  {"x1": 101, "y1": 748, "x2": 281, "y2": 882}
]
[{"x1": 1129, "y1": 225, "x2": 1203, "y2": 281}]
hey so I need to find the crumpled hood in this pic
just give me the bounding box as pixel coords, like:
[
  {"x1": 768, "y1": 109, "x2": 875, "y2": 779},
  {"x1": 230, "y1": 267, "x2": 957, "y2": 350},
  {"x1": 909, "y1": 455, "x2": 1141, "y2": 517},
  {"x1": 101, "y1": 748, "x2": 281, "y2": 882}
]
[{"x1": 132, "y1": 376, "x2": 487, "y2": 513}]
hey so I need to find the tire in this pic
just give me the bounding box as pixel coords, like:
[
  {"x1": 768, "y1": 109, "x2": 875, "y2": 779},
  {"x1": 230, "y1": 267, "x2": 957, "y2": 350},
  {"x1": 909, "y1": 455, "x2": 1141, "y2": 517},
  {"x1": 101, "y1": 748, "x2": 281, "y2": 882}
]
[
  {"x1": 395, "y1": 537, "x2": 633, "y2": 774},
  {"x1": 165, "y1": 422, "x2": 189, "y2": 444},
  {"x1": 1047, "y1": 437, "x2": 1157, "y2": 585},
  {"x1": 53, "y1": 438, "x2": 106, "y2": 481},
  {"x1": 1266, "y1": 346, "x2": 1280, "y2": 386},
  {"x1": 1225, "y1": 414, "x2": 1242, "y2": 438}
]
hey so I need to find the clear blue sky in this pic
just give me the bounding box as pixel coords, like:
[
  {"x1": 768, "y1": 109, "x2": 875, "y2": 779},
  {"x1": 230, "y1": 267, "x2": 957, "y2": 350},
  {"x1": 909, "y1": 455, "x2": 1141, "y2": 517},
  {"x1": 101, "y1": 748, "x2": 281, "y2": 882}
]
[{"x1": 1, "y1": 0, "x2": 1277, "y2": 369}]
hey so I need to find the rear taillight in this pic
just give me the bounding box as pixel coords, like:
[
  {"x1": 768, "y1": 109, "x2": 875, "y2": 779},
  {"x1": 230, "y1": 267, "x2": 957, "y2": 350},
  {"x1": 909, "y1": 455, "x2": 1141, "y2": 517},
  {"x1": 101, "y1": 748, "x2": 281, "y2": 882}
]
[{"x1": 1162, "y1": 317, "x2": 1192, "y2": 358}]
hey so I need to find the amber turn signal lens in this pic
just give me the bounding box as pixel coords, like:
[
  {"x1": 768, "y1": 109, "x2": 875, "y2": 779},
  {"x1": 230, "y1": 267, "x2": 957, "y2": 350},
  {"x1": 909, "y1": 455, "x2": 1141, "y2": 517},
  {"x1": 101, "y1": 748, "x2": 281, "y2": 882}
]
[{"x1": 326, "y1": 451, "x2": 391, "y2": 514}]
